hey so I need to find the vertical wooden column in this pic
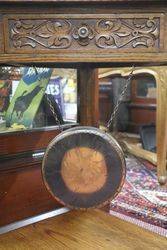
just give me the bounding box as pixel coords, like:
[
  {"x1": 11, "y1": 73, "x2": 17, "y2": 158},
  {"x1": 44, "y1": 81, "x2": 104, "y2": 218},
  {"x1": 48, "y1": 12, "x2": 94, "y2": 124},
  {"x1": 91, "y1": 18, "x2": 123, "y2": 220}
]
[
  {"x1": 155, "y1": 68, "x2": 167, "y2": 184},
  {"x1": 77, "y1": 67, "x2": 99, "y2": 127}
]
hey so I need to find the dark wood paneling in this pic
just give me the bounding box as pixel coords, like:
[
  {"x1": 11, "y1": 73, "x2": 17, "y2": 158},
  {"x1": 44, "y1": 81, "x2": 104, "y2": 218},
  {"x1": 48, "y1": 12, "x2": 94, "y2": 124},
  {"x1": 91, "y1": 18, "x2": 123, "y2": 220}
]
[
  {"x1": 0, "y1": 162, "x2": 61, "y2": 227},
  {"x1": 0, "y1": 129, "x2": 58, "y2": 156},
  {"x1": 0, "y1": 152, "x2": 42, "y2": 172},
  {"x1": 0, "y1": 127, "x2": 77, "y2": 226},
  {"x1": 130, "y1": 106, "x2": 156, "y2": 123},
  {"x1": 129, "y1": 104, "x2": 156, "y2": 132},
  {"x1": 0, "y1": 126, "x2": 74, "y2": 157}
]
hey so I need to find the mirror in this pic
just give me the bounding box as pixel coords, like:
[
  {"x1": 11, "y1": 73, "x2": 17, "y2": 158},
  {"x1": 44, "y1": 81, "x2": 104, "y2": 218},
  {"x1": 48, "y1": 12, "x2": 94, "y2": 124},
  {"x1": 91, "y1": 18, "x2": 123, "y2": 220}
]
[{"x1": 0, "y1": 67, "x2": 77, "y2": 133}]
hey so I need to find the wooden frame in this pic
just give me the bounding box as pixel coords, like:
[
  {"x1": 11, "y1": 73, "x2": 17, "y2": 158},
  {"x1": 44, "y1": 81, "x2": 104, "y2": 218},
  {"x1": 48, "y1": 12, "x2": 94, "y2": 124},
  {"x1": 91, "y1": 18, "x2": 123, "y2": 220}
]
[{"x1": 0, "y1": 0, "x2": 166, "y2": 228}]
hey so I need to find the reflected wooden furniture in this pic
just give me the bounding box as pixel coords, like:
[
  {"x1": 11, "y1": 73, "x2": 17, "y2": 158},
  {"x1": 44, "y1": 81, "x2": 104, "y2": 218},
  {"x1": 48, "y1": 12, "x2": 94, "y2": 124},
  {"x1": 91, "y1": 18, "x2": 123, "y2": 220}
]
[
  {"x1": 99, "y1": 66, "x2": 167, "y2": 184},
  {"x1": 115, "y1": 132, "x2": 160, "y2": 166},
  {"x1": 129, "y1": 74, "x2": 156, "y2": 133},
  {"x1": 0, "y1": 210, "x2": 166, "y2": 249},
  {"x1": 0, "y1": 0, "x2": 167, "y2": 229}
]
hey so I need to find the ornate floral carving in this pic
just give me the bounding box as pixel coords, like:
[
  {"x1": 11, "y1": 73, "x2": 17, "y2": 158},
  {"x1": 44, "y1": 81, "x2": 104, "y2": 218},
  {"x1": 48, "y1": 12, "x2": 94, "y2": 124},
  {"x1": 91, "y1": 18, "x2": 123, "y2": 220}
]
[
  {"x1": 95, "y1": 18, "x2": 159, "y2": 48},
  {"x1": 72, "y1": 23, "x2": 95, "y2": 46},
  {"x1": 10, "y1": 19, "x2": 72, "y2": 49},
  {"x1": 8, "y1": 16, "x2": 160, "y2": 50}
]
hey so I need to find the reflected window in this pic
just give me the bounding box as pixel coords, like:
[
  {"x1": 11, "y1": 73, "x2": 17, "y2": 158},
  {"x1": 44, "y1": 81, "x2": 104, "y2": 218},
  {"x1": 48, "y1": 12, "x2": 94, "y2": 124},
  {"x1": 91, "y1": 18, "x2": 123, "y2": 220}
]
[
  {"x1": 136, "y1": 75, "x2": 156, "y2": 98},
  {"x1": 0, "y1": 67, "x2": 77, "y2": 132}
]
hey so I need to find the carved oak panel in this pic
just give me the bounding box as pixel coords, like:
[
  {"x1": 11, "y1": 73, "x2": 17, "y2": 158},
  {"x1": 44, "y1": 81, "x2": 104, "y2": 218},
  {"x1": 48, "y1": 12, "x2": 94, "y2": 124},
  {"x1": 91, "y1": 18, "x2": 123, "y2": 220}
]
[{"x1": 4, "y1": 14, "x2": 164, "y2": 53}]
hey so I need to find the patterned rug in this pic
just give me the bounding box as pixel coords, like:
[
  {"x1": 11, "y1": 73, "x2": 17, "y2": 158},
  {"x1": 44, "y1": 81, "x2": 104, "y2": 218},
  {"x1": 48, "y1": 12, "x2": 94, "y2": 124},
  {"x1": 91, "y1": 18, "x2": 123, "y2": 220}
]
[{"x1": 110, "y1": 156, "x2": 167, "y2": 237}]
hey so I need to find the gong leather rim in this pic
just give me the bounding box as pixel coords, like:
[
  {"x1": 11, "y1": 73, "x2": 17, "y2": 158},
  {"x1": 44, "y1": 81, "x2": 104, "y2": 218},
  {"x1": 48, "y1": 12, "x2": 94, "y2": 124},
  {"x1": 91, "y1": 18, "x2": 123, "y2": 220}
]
[{"x1": 42, "y1": 127, "x2": 126, "y2": 209}]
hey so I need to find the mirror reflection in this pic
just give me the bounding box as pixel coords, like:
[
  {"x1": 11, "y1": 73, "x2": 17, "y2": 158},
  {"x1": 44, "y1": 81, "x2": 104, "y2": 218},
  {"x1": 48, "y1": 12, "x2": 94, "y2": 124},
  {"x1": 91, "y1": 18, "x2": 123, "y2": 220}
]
[{"x1": 0, "y1": 67, "x2": 77, "y2": 132}]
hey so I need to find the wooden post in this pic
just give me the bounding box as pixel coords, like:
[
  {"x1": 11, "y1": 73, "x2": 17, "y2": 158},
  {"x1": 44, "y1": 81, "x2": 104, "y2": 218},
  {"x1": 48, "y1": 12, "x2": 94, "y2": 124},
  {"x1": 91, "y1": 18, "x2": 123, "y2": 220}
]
[
  {"x1": 155, "y1": 68, "x2": 167, "y2": 184},
  {"x1": 77, "y1": 67, "x2": 99, "y2": 127}
]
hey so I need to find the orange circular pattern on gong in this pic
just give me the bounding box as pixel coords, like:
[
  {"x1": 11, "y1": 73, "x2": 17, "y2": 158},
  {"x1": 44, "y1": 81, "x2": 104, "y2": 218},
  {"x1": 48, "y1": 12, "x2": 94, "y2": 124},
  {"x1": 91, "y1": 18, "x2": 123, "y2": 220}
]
[{"x1": 61, "y1": 147, "x2": 107, "y2": 194}]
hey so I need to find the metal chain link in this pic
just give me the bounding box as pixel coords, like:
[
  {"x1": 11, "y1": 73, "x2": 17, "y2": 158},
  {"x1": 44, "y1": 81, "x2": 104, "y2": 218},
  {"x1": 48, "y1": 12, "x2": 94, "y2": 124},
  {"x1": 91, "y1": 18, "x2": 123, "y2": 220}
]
[
  {"x1": 46, "y1": 91, "x2": 63, "y2": 131},
  {"x1": 35, "y1": 66, "x2": 135, "y2": 131},
  {"x1": 107, "y1": 66, "x2": 135, "y2": 129}
]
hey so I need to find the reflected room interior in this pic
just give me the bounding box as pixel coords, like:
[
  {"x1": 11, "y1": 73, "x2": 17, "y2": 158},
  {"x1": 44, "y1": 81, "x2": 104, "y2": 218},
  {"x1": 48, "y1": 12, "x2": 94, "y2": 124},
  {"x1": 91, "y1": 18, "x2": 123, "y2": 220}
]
[
  {"x1": 0, "y1": 66, "x2": 156, "y2": 163},
  {"x1": 0, "y1": 67, "x2": 77, "y2": 131},
  {"x1": 99, "y1": 69, "x2": 156, "y2": 158}
]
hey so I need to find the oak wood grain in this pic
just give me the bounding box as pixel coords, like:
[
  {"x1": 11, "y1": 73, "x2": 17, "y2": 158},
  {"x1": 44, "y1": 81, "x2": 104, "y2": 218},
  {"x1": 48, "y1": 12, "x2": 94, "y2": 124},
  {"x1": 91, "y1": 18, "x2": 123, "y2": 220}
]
[
  {"x1": 77, "y1": 68, "x2": 99, "y2": 127},
  {"x1": 0, "y1": 210, "x2": 166, "y2": 250},
  {"x1": 0, "y1": 53, "x2": 167, "y2": 64},
  {"x1": 4, "y1": 14, "x2": 162, "y2": 53}
]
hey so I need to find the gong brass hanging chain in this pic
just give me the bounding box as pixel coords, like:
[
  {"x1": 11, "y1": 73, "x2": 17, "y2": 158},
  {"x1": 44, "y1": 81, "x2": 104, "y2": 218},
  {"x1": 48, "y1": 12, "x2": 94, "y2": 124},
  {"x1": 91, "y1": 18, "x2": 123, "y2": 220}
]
[
  {"x1": 107, "y1": 66, "x2": 135, "y2": 129},
  {"x1": 34, "y1": 66, "x2": 135, "y2": 131},
  {"x1": 41, "y1": 66, "x2": 135, "y2": 131},
  {"x1": 46, "y1": 89, "x2": 63, "y2": 131}
]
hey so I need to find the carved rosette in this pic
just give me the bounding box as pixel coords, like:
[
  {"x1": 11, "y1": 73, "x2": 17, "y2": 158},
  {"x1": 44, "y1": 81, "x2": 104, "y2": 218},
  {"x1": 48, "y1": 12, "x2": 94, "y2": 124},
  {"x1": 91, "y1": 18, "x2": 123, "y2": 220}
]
[
  {"x1": 72, "y1": 23, "x2": 95, "y2": 46},
  {"x1": 8, "y1": 16, "x2": 160, "y2": 51}
]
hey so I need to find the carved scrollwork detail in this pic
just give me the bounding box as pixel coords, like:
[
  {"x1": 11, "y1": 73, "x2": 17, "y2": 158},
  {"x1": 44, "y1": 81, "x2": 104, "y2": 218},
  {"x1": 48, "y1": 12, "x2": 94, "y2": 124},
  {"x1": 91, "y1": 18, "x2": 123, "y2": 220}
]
[
  {"x1": 95, "y1": 18, "x2": 159, "y2": 49},
  {"x1": 8, "y1": 16, "x2": 160, "y2": 50},
  {"x1": 10, "y1": 19, "x2": 72, "y2": 49}
]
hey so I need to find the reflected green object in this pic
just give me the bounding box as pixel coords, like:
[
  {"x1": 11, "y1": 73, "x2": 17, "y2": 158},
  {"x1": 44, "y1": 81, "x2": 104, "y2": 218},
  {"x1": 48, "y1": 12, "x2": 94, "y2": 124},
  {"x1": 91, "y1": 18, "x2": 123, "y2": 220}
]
[{"x1": 5, "y1": 67, "x2": 52, "y2": 128}]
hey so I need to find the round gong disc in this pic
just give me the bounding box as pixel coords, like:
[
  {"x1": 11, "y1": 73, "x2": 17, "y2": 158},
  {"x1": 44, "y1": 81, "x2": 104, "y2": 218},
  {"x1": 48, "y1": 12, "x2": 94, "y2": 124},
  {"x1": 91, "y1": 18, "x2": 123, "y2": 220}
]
[{"x1": 42, "y1": 126, "x2": 126, "y2": 209}]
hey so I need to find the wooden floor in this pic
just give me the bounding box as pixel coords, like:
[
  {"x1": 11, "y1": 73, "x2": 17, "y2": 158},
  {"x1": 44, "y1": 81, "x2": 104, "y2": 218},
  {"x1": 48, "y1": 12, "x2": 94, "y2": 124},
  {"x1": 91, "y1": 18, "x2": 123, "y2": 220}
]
[{"x1": 0, "y1": 210, "x2": 166, "y2": 250}]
